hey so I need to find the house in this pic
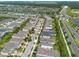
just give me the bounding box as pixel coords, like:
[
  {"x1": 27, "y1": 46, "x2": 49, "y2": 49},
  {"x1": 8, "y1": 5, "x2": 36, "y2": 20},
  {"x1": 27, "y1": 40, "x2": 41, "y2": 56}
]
[
  {"x1": 1, "y1": 42, "x2": 20, "y2": 56},
  {"x1": 6, "y1": 22, "x2": 21, "y2": 29},
  {"x1": 12, "y1": 31, "x2": 28, "y2": 39}
]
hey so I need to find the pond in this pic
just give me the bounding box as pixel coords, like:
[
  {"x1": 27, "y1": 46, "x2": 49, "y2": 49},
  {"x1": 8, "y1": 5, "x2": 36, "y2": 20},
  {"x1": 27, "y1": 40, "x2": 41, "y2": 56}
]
[{"x1": 0, "y1": 28, "x2": 9, "y2": 32}]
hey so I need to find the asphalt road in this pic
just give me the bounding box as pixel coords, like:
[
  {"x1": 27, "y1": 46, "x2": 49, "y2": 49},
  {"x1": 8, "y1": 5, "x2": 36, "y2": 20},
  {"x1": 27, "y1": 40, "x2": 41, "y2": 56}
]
[
  {"x1": 62, "y1": 20, "x2": 79, "y2": 57},
  {"x1": 22, "y1": 19, "x2": 39, "y2": 57},
  {"x1": 60, "y1": 6, "x2": 79, "y2": 56},
  {"x1": 66, "y1": 21, "x2": 79, "y2": 41}
]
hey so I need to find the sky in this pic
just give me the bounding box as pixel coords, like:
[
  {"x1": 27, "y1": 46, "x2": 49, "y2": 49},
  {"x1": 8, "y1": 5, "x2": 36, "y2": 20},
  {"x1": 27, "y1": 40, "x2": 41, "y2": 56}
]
[{"x1": 0, "y1": 0, "x2": 79, "y2": 1}]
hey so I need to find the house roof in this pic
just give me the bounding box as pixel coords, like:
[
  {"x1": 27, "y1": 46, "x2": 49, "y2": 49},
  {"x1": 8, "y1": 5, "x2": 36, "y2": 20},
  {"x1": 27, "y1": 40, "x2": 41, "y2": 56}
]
[
  {"x1": 13, "y1": 31, "x2": 28, "y2": 38},
  {"x1": 1, "y1": 42, "x2": 19, "y2": 54}
]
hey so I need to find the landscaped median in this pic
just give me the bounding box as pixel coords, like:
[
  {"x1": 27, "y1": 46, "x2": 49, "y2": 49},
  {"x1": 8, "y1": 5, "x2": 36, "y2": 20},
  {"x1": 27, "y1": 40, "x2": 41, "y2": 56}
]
[
  {"x1": 69, "y1": 19, "x2": 79, "y2": 34},
  {"x1": 29, "y1": 18, "x2": 45, "y2": 57},
  {"x1": 54, "y1": 18, "x2": 72, "y2": 57}
]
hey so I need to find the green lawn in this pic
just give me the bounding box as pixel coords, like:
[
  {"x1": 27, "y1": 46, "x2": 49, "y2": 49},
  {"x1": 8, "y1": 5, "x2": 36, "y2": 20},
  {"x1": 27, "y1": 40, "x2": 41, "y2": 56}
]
[
  {"x1": 54, "y1": 18, "x2": 70, "y2": 57},
  {"x1": 74, "y1": 39, "x2": 79, "y2": 48},
  {"x1": 0, "y1": 16, "x2": 13, "y2": 21},
  {"x1": 69, "y1": 19, "x2": 79, "y2": 35},
  {"x1": 0, "y1": 32, "x2": 13, "y2": 46},
  {"x1": 0, "y1": 32, "x2": 13, "y2": 51},
  {"x1": 67, "y1": 8, "x2": 79, "y2": 17}
]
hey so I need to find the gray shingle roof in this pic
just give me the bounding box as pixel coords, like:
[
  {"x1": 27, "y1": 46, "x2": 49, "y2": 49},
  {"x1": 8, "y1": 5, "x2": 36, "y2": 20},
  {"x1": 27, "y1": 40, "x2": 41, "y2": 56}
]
[{"x1": 1, "y1": 42, "x2": 19, "y2": 55}]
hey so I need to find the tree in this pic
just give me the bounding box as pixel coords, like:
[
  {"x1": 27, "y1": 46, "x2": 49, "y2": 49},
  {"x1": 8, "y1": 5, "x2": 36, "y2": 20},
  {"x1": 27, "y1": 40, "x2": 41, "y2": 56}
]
[
  {"x1": 64, "y1": 31, "x2": 66, "y2": 34},
  {"x1": 67, "y1": 41, "x2": 71, "y2": 45},
  {"x1": 65, "y1": 36, "x2": 69, "y2": 39},
  {"x1": 72, "y1": 53, "x2": 75, "y2": 57},
  {"x1": 24, "y1": 37, "x2": 28, "y2": 42},
  {"x1": 29, "y1": 30, "x2": 32, "y2": 34},
  {"x1": 28, "y1": 36, "x2": 32, "y2": 42},
  {"x1": 21, "y1": 42, "x2": 25, "y2": 46},
  {"x1": 13, "y1": 27, "x2": 20, "y2": 33},
  {"x1": 31, "y1": 27, "x2": 35, "y2": 33},
  {"x1": 27, "y1": 34, "x2": 32, "y2": 42}
]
